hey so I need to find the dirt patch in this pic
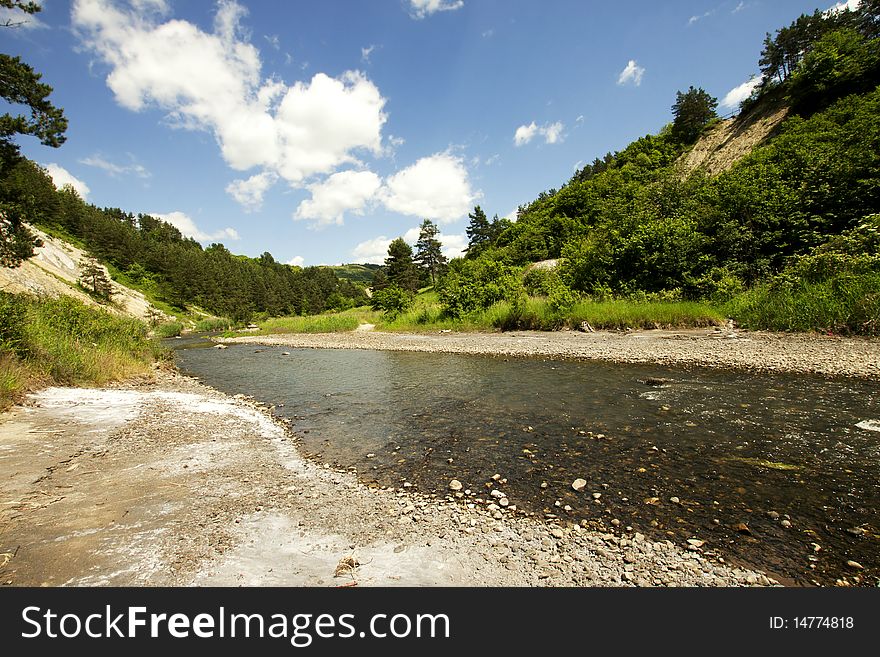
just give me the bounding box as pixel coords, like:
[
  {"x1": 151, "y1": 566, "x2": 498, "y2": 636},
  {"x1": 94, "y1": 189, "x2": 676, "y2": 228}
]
[{"x1": 0, "y1": 370, "x2": 773, "y2": 587}]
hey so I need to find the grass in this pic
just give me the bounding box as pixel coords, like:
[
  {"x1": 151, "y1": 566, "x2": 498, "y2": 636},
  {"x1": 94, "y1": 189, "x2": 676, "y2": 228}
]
[
  {"x1": 0, "y1": 293, "x2": 163, "y2": 411},
  {"x1": 194, "y1": 317, "x2": 232, "y2": 332},
  {"x1": 153, "y1": 321, "x2": 184, "y2": 338},
  {"x1": 725, "y1": 273, "x2": 880, "y2": 336},
  {"x1": 378, "y1": 293, "x2": 725, "y2": 332},
  {"x1": 224, "y1": 312, "x2": 363, "y2": 337}
]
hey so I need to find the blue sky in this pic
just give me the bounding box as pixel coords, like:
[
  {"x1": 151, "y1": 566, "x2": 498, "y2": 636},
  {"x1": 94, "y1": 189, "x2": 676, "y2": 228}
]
[{"x1": 3, "y1": 0, "x2": 855, "y2": 266}]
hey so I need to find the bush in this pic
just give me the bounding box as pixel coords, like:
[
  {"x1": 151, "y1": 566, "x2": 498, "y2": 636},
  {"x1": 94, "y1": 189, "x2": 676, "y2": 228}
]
[
  {"x1": 371, "y1": 285, "x2": 413, "y2": 319},
  {"x1": 438, "y1": 260, "x2": 523, "y2": 317}
]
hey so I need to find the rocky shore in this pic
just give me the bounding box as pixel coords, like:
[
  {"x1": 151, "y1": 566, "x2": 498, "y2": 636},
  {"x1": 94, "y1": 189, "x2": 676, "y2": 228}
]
[
  {"x1": 220, "y1": 327, "x2": 880, "y2": 379},
  {"x1": 0, "y1": 368, "x2": 772, "y2": 587}
]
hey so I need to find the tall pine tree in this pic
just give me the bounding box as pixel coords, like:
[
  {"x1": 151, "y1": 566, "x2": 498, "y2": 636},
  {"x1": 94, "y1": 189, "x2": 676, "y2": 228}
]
[{"x1": 413, "y1": 219, "x2": 447, "y2": 284}]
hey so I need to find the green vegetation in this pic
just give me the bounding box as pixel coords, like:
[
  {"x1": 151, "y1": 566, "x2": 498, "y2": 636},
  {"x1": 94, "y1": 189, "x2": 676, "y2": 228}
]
[
  {"x1": 0, "y1": 292, "x2": 161, "y2": 410},
  {"x1": 194, "y1": 317, "x2": 232, "y2": 332},
  {"x1": 153, "y1": 321, "x2": 184, "y2": 338},
  {"x1": 227, "y1": 313, "x2": 361, "y2": 337},
  {"x1": 327, "y1": 263, "x2": 381, "y2": 285},
  {"x1": 1, "y1": 0, "x2": 67, "y2": 268}
]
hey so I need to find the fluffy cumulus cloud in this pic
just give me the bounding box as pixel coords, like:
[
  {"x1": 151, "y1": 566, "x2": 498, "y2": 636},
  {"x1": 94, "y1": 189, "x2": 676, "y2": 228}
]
[
  {"x1": 294, "y1": 170, "x2": 382, "y2": 227},
  {"x1": 352, "y1": 235, "x2": 393, "y2": 265},
  {"x1": 43, "y1": 164, "x2": 90, "y2": 200},
  {"x1": 287, "y1": 256, "x2": 304, "y2": 267},
  {"x1": 514, "y1": 121, "x2": 565, "y2": 146},
  {"x1": 721, "y1": 77, "x2": 761, "y2": 110},
  {"x1": 408, "y1": 0, "x2": 464, "y2": 20},
  {"x1": 72, "y1": 0, "x2": 388, "y2": 207},
  {"x1": 225, "y1": 172, "x2": 277, "y2": 212},
  {"x1": 151, "y1": 211, "x2": 239, "y2": 243},
  {"x1": 617, "y1": 59, "x2": 645, "y2": 86},
  {"x1": 439, "y1": 232, "x2": 467, "y2": 260},
  {"x1": 379, "y1": 153, "x2": 476, "y2": 224}
]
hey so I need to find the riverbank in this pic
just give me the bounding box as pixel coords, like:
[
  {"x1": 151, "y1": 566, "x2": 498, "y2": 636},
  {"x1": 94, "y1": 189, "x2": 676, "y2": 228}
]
[
  {"x1": 0, "y1": 368, "x2": 771, "y2": 586},
  {"x1": 220, "y1": 326, "x2": 880, "y2": 379}
]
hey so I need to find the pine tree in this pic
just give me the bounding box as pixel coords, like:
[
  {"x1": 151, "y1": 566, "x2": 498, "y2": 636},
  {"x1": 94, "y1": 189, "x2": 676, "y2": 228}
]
[
  {"x1": 78, "y1": 257, "x2": 113, "y2": 301},
  {"x1": 670, "y1": 87, "x2": 718, "y2": 144},
  {"x1": 465, "y1": 205, "x2": 492, "y2": 257},
  {"x1": 413, "y1": 219, "x2": 447, "y2": 284},
  {"x1": 384, "y1": 237, "x2": 420, "y2": 293}
]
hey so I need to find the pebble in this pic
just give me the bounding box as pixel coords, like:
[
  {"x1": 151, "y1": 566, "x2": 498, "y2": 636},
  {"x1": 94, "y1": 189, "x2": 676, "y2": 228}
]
[
  {"x1": 846, "y1": 560, "x2": 864, "y2": 570},
  {"x1": 780, "y1": 519, "x2": 792, "y2": 529},
  {"x1": 449, "y1": 479, "x2": 463, "y2": 491},
  {"x1": 572, "y1": 478, "x2": 587, "y2": 492}
]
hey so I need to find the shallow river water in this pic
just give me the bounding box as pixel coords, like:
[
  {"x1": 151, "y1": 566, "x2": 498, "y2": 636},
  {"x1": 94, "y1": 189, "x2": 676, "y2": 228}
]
[{"x1": 172, "y1": 337, "x2": 880, "y2": 585}]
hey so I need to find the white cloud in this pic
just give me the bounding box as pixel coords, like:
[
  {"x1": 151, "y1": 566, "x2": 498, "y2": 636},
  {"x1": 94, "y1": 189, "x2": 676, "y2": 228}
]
[
  {"x1": 732, "y1": 2, "x2": 746, "y2": 13},
  {"x1": 720, "y1": 77, "x2": 761, "y2": 109},
  {"x1": 44, "y1": 164, "x2": 91, "y2": 200},
  {"x1": 575, "y1": 114, "x2": 585, "y2": 123},
  {"x1": 514, "y1": 121, "x2": 565, "y2": 146},
  {"x1": 294, "y1": 169, "x2": 382, "y2": 227},
  {"x1": 352, "y1": 235, "x2": 393, "y2": 265},
  {"x1": 408, "y1": 0, "x2": 464, "y2": 20},
  {"x1": 827, "y1": 0, "x2": 860, "y2": 13},
  {"x1": 379, "y1": 153, "x2": 476, "y2": 223},
  {"x1": 514, "y1": 122, "x2": 538, "y2": 146},
  {"x1": 617, "y1": 59, "x2": 645, "y2": 86},
  {"x1": 439, "y1": 232, "x2": 467, "y2": 260},
  {"x1": 225, "y1": 171, "x2": 277, "y2": 212},
  {"x1": 150, "y1": 211, "x2": 239, "y2": 243},
  {"x1": 72, "y1": 0, "x2": 388, "y2": 194},
  {"x1": 542, "y1": 121, "x2": 564, "y2": 144},
  {"x1": 79, "y1": 154, "x2": 151, "y2": 178},
  {"x1": 287, "y1": 256, "x2": 304, "y2": 267},
  {"x1": 361, "y1": 44, "x2": 376, "y2": 63},
  {"x1": 481, "y1": 28, "x2": 495, "y2": 38}
]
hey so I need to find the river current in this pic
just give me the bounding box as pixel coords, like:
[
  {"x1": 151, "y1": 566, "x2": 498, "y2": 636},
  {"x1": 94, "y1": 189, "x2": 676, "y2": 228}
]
[{"x1": 172, "y1": 337, "x2": 880, "y2": 585}]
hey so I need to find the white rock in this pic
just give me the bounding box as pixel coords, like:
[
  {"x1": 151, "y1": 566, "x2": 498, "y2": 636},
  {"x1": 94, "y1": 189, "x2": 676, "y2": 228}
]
[
  {"x1": 572, "y1": 478, "x2": 587, "y2": 492},
  {"x1": 449, "y1": 479, "x2": 463, "y2": 491}
]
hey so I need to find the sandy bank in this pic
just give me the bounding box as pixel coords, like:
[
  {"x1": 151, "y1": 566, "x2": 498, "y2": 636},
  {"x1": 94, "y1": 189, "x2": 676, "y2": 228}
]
[
  {"x1": 0, "y1": 369, "x2": 770, "y2": 587},
  {"x1": 220, "y1": 327, "x2": 880, "y2": 379}
]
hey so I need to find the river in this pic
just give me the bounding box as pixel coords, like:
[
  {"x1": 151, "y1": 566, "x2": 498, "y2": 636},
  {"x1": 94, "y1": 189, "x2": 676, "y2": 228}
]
[{"x1": 171, "y1": 336, "x2": 880, "y2": 586}]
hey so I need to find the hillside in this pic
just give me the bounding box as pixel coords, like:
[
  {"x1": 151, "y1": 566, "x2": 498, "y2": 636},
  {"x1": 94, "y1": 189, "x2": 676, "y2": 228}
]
[
  {"x1": 677, "y1": 101, "x2": 789, "y2": 177},
  {"x1": 0, "y1": 225, "x2": 167, "y2": 321},
  {"x1": 327, "y1": 263, "x2": 380, "y2": 285}
]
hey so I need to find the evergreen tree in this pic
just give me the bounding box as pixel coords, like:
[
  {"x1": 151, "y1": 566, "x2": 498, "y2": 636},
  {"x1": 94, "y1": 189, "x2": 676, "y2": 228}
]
[
  {"x1": 413, "y1": 219, "x2": 447, "y2": 284},
  {"x1": 384, "y1": 237, "x2": 420, "y2": 293},
  {"x1": 371, "y1": 267, "x2": 389, "y2": 292},
  {"x1": 1, "y1": 2, "x2": 67, "y2": 267},
  {"x1": 670, "y1": 86, "x2": 718, "y2": 144},
  {"x1": 465, "y1": 205, "x2": 491, "y2": 257},
  {"x1": 78, "y1": 257, "x2": 113, "y2": 301}
]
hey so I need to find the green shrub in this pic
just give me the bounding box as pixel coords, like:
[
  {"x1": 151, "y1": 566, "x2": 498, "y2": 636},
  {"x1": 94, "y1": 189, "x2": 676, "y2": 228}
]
[
  {"x1": 154, "y1": 321, "x2": 184, "y2": 338},
  {"x1": 371, "y1": 284, "x2": 413, "y2": 319},
  {"x1": 438, "y1": 260, "x2": 523, "y2": 317}
]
